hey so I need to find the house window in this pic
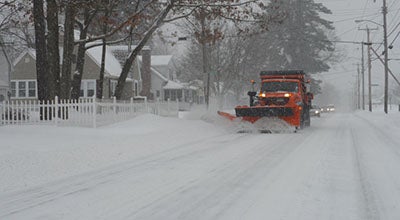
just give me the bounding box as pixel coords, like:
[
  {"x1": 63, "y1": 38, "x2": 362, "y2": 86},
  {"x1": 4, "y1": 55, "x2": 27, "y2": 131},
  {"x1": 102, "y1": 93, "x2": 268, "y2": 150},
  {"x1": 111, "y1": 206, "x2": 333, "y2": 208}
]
[
  {"x1": 28, "y1": 81, "x2": 36, "y2": 97},
  {"x1": 10, "y1": 80, "x2": 37, "y2": 98},
  {"x1": 177, "y1": 90, "x2": 182, "y2": 101},
  {"x1": 11, "y1": 82, "x2": 16, "y2": 97},
  {"x1": 164, "y1": 90, "x2": 170, "y2": 101},
  {"x1": 156, "y1": 90, "x2": 160, "y2": 98},
  {"x1": 80, "y1": 80, "x2": 97, "y2": 98},
  {"x1": 18, "y1": 81, "x2": 26, "y2": 97},
  {"x1": 134, "y1": 81, "x2": 139, "y2": 96},
  {"x1": 110, "y1": 80, "x2": 118, "y2": 97},
  {"x1": 87, "y1": 81, "x2": 95, "y2": 97},
  {"x1": 170, "y1": 90, "x2": 176, "y2": 101}
]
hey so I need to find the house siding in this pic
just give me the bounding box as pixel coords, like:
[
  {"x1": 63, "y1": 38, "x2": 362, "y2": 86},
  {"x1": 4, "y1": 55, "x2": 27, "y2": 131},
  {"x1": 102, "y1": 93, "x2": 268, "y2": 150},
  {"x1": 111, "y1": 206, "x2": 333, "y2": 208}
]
[
  {"x1": 11, "y1": 53, "x2": 37, "y2": 80},
  {"x1": 151, "y1": 72, "x2": 167, "y2": 100},
  {"x1": 11, "y1": 50, "x2": 136, "y2": 100},
  {"x1": 81, "y1": 53, "x2": 101, "y2": 80}
]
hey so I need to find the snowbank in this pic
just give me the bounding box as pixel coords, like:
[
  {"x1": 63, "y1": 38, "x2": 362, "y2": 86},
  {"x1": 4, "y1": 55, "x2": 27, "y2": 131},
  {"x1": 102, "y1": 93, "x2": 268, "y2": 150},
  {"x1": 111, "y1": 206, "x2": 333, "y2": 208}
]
[{"x1": 0, "y1": 114, "x2": 226, "y2": 193}]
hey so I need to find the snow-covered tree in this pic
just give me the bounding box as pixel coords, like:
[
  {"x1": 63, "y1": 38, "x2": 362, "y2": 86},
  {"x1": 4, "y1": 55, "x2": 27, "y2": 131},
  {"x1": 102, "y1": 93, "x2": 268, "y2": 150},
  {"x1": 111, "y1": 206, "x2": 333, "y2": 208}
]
[{"x1": 256, "y1": 0, "x2": 336, "y2": 94}]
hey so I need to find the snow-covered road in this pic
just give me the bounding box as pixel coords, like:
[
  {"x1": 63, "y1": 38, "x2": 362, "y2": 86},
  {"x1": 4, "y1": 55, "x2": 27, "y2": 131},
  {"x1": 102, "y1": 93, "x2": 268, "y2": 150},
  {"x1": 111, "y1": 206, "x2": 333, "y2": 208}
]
[{"x1": 1, "y1": 111, "x2": 400, "y2": 219}]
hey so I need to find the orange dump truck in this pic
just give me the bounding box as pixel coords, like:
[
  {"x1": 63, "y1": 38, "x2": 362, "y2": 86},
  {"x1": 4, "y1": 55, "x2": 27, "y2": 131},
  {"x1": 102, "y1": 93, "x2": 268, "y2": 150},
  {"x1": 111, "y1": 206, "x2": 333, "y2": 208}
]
[{"x1": 218, "y1": 70, "x2": 313, "y2": 131}]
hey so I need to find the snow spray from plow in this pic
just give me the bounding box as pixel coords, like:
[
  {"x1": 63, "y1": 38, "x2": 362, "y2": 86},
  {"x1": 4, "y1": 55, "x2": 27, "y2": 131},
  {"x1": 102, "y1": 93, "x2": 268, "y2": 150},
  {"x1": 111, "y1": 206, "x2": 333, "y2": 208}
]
[{"x1": 217, "y1": 111, "x2": 296, "y2": 133}]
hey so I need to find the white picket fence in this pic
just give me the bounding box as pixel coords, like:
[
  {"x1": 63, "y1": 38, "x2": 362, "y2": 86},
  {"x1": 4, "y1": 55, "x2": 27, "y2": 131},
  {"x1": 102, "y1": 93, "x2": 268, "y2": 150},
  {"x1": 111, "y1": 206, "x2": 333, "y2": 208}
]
[{"x1": 0, "y1": 96, "x2": 182, "y2": 128}]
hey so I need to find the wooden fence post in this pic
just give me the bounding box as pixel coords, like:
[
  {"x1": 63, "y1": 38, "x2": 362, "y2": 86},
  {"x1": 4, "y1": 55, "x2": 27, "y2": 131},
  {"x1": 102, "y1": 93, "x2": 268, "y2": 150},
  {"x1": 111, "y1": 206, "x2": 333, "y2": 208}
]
[
  {"x1": 92, "y1": 96, "x2": 97, "y2": 128},
  {"x1": 54, "y1": 96, "x2": 59, "y2": 126},
  {"x1": 130, "y1": 97, "x2": 134, "y2": 115},
  {"x1": 1, "y1": 101, "x2": 4, "y2": 125},
  {"x1": 176, "y1": 99, "x2": 179, "y2": 117},
  {"x1": 144, "y1": 97, "x2": 148, "y2": 113},
  {"x1": 167, "y1": 98, "x2": 170, "y2": 116}
]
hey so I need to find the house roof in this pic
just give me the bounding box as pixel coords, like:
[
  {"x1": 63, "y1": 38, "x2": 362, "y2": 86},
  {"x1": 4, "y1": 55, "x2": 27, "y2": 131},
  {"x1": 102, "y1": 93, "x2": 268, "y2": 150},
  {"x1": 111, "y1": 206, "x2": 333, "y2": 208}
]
[
  {"x1": 181, "y1": 82, "x2": 199, "y2": 90},
  {"x1": 151, "y1": 66, "x2": 168, "y2": 82},
  {"x1": 138, "y1": 55, "x2": 172, "y2": 66},
  {"x1": 108, "y1": 45, "x2": 137, "y2": 53},
  {"x1": 86, "y1": 44, "x2": 123, "y2": 77},
  {"x1": 163, "y1": 80, "x2": 184, "y2": 90},
  {"x1": 109, "y1": 45, "x2": 172, "y2": 67},
  {"x1": 13, "y1": 49, "x2": 36, "y2": 66}
]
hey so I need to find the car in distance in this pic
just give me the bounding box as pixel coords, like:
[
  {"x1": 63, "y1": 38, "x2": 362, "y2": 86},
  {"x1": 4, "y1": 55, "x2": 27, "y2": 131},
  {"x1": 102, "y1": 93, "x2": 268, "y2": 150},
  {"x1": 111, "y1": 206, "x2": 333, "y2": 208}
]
[
  {"x1": 310, "y1": 105, "x2": 321, "y2": 117},
  {"x1": 326, "y1": 104, "x2": 335, "y2": 112}
]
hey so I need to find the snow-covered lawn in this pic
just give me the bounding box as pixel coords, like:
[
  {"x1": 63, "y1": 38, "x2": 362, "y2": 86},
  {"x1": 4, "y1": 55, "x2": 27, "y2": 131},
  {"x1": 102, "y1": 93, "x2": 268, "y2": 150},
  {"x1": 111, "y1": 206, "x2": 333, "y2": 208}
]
[
  {"x1": 0, "y1": 113, "x2": 227, "y2": 193},
  {"x1": 0, "y1": 109, "x2": 400, "y2": 219}
]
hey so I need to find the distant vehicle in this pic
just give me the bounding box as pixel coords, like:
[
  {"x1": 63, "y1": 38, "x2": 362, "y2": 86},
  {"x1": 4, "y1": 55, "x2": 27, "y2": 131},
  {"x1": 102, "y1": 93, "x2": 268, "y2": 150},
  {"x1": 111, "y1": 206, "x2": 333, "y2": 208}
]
[
  {"x1": 310, "y1": 105, "x2": 321, "y2": 117},
  {"x1": 326, "y1": 104, "x2": 335, "y2": 112}
]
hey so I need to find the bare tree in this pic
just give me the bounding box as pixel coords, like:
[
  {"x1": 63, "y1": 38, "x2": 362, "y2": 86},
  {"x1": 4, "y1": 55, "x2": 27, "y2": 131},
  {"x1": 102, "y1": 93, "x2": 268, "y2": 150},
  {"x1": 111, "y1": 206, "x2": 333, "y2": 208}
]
[
  {"x1": 112, "y1": 0, "x2": 264, "y2": 100},
  {"x1": 46, "y1": 0, "x2": 59, "y2": 98},
  {"x1": 29, "y1": 0, "x2": 265, "y2": 101},
  {"x1": 32, "y1": 0, "x2": 50, "y2": 101}
]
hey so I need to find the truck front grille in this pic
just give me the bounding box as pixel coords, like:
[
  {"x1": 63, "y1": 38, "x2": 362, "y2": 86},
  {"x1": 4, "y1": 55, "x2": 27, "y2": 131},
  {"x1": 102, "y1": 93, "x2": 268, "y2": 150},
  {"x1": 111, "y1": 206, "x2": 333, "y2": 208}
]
[
  {"x1": 235, "y1": 107, "x2": 294, "y2": 117},
  {"x1": 264, "y1": 97, "x2": 289, "y2": 106}
]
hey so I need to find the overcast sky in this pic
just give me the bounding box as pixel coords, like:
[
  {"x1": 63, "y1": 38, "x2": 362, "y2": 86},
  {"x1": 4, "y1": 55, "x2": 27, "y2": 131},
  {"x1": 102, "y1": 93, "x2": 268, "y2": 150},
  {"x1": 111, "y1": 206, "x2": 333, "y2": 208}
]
[{"x1": 314, "y1": 0, "x2": 400, "y2": 109}]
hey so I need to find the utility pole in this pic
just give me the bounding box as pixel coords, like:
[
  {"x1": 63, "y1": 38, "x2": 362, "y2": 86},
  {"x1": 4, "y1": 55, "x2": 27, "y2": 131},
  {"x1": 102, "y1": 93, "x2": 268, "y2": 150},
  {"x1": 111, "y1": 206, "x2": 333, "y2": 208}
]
[
  {"x1": 361, "y1": 42, "x2": 365, "y2": 110},
  {"x1": 359, "y1": 26, "x2": 378, "y2": 111},
  {"x1": 382, "y1": 0, "x2": 389, "y2": 113},
  {"x1": 357, "y1": 64, "x2": 361, "y2": 109}
]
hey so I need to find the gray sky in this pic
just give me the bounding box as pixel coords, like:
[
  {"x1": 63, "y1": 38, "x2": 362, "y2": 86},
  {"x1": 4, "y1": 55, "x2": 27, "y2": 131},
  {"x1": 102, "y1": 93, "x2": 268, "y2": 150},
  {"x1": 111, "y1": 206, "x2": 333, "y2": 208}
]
[{"x1": 314, "y1": 0, "x2": 400, "y2": 109}]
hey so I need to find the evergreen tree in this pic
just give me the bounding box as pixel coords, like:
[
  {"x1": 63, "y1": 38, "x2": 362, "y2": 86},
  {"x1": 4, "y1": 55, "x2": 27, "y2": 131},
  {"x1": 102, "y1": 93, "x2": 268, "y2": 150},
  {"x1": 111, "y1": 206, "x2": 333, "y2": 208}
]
[{"x1": 259, "y1": 0, "x2": 335, "y2": 94}]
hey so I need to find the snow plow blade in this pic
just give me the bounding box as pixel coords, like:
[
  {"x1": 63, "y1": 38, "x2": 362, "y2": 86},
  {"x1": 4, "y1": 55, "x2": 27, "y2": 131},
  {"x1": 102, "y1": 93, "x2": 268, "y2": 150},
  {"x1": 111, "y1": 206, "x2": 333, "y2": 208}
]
[
  {"x1": 217, "y1": 111, "x2": 237, "y2": 121},
  {"x1": 217, "y1": 110, "x2": 296, "y2": 133}
]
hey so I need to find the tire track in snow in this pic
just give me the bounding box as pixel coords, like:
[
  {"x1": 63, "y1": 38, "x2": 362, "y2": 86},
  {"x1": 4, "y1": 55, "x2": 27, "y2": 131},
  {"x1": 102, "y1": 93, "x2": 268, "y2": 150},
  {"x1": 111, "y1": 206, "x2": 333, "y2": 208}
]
[
  {"x1": 350, "y1": 125, "x2": 380, "y2": 220},
  {"x1": 120, "y1": 132, "x2": 314, "y2": 219},
  {"x1": 354, "y1": 113, "x2": 400, "y2": 158},
  {"x1": 350, "y1": 113, "x2": 400, "y2": 220}
]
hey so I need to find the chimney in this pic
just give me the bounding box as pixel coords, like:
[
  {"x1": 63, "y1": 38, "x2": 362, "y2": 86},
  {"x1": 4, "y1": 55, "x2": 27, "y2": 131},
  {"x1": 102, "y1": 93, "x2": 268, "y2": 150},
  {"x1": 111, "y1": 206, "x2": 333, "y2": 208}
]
[{"x1": 140, "y1": 46, "x2": 153, "y2": 99}]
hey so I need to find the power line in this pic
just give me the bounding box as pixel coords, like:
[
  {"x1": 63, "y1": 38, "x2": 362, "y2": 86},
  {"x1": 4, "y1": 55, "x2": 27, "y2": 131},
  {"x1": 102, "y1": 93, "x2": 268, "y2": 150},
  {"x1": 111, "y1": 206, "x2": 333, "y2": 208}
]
[
  {"x1": 334, "y1": 12, "x2": 381, "y2": 23},
  {"x1": 389, "y1": 30, "x2": 400, "y2": 46}
]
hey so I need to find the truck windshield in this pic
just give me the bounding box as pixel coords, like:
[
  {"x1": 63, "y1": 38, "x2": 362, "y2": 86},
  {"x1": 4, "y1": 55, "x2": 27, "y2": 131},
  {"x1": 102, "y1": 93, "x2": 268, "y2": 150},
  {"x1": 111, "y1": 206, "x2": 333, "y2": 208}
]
[{"x1": 261, "y1": 81, "x2": 299, "y2": 93}]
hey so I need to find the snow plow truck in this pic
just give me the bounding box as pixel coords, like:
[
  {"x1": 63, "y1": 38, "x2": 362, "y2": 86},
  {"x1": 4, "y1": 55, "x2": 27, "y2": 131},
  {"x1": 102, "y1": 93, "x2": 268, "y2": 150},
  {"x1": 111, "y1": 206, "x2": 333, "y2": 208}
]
[{"x1": 218, "y1": 70, "x2": 313, "y2": 133}]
